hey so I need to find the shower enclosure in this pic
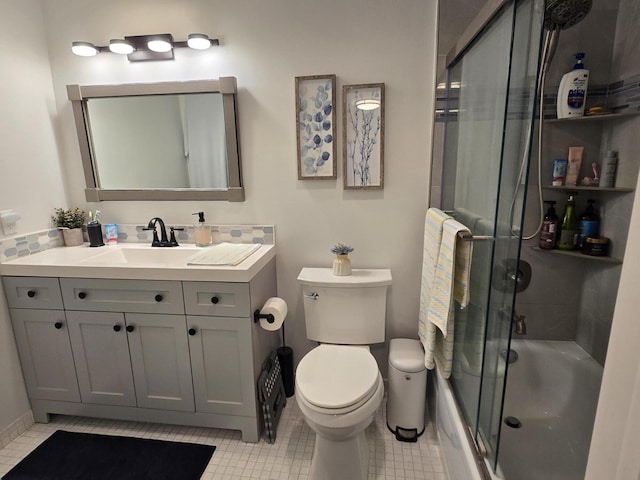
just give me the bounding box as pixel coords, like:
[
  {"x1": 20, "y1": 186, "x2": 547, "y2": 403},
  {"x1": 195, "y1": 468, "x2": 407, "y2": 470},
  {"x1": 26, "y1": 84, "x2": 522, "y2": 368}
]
[{"x1": 434, "y1": 0, "x2": 603, "y2": 478}]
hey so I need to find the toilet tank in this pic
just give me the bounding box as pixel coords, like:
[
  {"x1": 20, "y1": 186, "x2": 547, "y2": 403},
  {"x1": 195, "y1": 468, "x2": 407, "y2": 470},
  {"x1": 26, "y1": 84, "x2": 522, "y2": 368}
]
[{"x1": 297, "y1": 267, "x2": 392, "y2": 344}]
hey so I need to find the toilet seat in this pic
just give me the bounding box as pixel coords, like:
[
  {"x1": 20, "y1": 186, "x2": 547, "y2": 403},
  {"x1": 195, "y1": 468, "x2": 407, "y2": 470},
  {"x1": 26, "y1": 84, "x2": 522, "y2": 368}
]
[{"x1": 296, "y1": 344, "x2": 380, "y2": 414}]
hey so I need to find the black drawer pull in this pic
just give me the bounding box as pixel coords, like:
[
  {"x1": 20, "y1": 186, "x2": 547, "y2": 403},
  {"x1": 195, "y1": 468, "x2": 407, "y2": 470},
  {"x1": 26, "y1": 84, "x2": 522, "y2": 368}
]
[
  {"x1": 113, "y1": 325, "x2": 122, "y2": 332},
  {"x1": 154, "y1": 294, "x2": 163, "y2": 302},
  {"x1": 188, "y1": 328, "x2": 197, "y2": 336},
  {"x1": 210, "y1": 296, "x2": 219, "y2": 304},
  {"x1": 27, "y1": 290, "x2": 36, "y2": 298},
  {"x1": 126, "y1": 325, "x2": 135, "y2": 333},
  {"x1": 78, "y1": 291, "x2": 87, "y2": 299},
  {"x1": 54, "y1": 322, "x2": 63, "y2": 329}
]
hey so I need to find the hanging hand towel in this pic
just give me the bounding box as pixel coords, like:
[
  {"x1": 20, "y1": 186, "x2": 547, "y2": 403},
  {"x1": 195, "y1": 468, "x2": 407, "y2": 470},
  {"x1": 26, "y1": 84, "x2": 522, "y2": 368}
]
[
  {"x1": 427, "y1": 218, "x2": 473, "y2": 335},
  {"x1": 422, "y1": 218, "x2": 473, "y2": 378},
  {"x1": 418, "y1": 208, "x2": 450, "y2": 367}
]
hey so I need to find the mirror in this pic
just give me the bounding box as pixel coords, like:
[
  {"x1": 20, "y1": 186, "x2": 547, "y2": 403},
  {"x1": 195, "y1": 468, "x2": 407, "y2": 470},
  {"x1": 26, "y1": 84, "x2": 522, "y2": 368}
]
[{"x1": 67, "y1": 77, "x2": 244, "y2": 201}]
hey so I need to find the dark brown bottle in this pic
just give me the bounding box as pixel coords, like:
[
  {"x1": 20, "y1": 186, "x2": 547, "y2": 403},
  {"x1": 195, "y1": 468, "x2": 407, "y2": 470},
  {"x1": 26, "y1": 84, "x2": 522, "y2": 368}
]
[{"x1": 540, "y1": 200, "x2": 558, "y2": 250}]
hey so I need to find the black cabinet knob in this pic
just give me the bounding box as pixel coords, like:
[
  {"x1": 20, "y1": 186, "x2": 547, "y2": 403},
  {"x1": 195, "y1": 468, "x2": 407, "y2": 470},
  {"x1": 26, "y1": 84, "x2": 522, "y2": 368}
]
[
  {"x1": 27, "y1": 290, "x2": 36, "y2": 298},
  {"x1": 188, "y1": 328, "x2": 197, "y2": 336},
  {"x1": 78, "y1": 291, "x2": 87, "y2": 299},
  {"x1": 126, "y1": 325, "x2": 135, "y2": 333},
  {"x1": 113, "y1": 325, "x2": 121, "y2": 332},
  {"x1": 54, "y1": 322, "x2": 63, "y2": 329},
  {"x1": 154, "y1": 294, "x2": 163, "y2": 302},
  {"x1": 210, "y1": 296, "x2": 219, "y2": 304}
]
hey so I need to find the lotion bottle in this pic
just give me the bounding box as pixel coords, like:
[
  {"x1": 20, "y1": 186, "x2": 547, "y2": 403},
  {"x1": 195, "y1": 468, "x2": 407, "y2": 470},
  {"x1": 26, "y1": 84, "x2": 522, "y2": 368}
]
[
  {"x1": 193, "y1": 211, "x2": 212, "y2": 247},
  {"x1": 557, "y1": 53, "x2": 590, "y2": 119},
  {"x1": 557, "y1": 192, "x2": 579, "y2": 250}
]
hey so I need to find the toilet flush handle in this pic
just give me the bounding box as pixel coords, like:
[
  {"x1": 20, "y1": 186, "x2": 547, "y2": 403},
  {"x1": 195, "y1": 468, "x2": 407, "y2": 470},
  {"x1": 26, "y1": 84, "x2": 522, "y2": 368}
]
[{"x1": 304, "y1": 292, "x2": 319, "y2": 300}]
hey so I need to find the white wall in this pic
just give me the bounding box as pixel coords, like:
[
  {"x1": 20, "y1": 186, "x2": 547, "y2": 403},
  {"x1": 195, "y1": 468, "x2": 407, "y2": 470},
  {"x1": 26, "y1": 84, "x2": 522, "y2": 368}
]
[
  {"x1": 38, "y1": 0, "x2": 438, "y2": 372},
  {"x1": 0, "y1": 0, "x2": 67, "y2": 431}
]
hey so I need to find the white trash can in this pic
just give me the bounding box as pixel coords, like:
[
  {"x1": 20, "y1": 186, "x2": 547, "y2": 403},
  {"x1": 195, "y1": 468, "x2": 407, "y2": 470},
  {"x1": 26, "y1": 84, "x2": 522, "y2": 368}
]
[{"x1": 387, "y1": 338, "x2": 427, "y2": 442}]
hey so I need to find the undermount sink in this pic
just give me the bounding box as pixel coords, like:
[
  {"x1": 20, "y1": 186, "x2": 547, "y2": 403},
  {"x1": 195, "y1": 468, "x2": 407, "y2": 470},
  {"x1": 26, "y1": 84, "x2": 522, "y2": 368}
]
[{"x1": 78, "y1": 246, "x2": 201, "y2": 267}]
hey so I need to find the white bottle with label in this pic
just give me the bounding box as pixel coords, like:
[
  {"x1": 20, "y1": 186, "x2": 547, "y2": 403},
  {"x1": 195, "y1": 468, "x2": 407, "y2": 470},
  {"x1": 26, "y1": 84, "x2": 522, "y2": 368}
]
[
  {"x1": 557, "y1": 53, "x2": 590, "y2": 119},
  {"x1": 599, "y1": 151, "x2": 618, "y2": 188}
]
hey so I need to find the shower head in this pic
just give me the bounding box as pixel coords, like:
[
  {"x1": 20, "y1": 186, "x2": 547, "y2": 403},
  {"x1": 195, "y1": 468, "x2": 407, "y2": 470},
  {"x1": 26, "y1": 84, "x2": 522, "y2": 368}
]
[{"x1": 544, "y1": 0, "x2": 592, "y2": 31}]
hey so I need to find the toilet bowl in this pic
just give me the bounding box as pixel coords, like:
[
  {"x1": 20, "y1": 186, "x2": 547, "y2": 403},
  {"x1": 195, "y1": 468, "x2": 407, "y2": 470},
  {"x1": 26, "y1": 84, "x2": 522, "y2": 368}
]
[
  {"x1": 295, "y1": 344, "x2": 384, "y2": 480},
  {"x1": 296, "y1": 267, "x2": 392, "y2": 480}
]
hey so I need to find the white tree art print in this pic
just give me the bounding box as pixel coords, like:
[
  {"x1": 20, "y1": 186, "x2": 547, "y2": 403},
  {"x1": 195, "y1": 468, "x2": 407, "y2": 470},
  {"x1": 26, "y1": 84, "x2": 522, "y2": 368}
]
[
  {"x1": 295, "y1": 75, "x2": 337, "y2": 179},
  {"x1": 343, "y1": 83, "x2": 385, "y2": 189}
]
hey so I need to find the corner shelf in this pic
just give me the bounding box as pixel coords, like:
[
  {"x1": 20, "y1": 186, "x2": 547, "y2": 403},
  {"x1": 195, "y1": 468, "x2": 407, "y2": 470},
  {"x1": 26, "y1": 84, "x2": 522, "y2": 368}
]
[
  {"x1": 531, "y1": 247, "x2": 622, "y2": 264},
  {"x1": 542, "y1": 185, "x2": 634, "y2": 193},
  {"x1": 544, "y1": 111, "x2": 640, "y2": 123}
]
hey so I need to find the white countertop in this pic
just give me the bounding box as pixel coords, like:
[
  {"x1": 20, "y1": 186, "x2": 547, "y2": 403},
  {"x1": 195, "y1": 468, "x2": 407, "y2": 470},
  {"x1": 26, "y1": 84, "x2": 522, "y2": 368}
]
[{"x1": 0, "y1": 243, "x2": 275, "y2": 282}]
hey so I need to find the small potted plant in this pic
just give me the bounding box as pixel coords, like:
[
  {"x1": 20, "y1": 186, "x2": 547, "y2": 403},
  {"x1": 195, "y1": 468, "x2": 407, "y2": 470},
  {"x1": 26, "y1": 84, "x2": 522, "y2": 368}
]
[
  {"x1": 52, "y1": 207, "x2": 86, "y2": 246},
  {"x1": 331, "y1": 243, "x2": 354, "y2": 276}
]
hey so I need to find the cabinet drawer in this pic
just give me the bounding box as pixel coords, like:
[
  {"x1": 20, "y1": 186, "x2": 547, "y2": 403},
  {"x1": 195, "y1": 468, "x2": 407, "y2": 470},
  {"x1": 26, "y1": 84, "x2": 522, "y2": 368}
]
[
  {"x1": 183, "y1": 282, "x2": 250, "y2": 317},
  {"x1": 60, "y1": 278, "x2": 184, "y2": 314},
  {"x1": 2, "y1": 277, "x2": 63, "y2": 310}
]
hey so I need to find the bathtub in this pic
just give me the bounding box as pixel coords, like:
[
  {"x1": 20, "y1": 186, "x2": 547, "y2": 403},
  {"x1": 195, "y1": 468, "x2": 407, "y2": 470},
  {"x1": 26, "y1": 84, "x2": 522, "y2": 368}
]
[{"x1": 434, "y1": 340, "x2": 603, "y2": 480}]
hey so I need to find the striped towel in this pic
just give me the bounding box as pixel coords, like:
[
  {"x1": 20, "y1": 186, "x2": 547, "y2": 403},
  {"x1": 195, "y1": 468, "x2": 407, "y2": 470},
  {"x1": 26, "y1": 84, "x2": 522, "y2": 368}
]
[
  {"x1": 418, "y1": 208, "x2": 450, "y2": 347},
  {"x1": 420, "y1": 214, "x2": 473, "y2": 378}
]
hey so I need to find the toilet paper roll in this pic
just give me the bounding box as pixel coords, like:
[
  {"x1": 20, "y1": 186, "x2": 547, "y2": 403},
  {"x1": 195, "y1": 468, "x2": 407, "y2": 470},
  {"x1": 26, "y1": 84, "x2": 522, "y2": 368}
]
[{"x1": 259, "y1": 297, "x2": 288, "y2": 331}]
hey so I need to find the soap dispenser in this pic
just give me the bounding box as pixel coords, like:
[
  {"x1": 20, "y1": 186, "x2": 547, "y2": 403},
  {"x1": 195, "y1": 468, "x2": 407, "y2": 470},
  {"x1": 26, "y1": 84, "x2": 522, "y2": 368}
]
[{"x1": 193, "y1": 212, "x2": 212, "y2": 247}]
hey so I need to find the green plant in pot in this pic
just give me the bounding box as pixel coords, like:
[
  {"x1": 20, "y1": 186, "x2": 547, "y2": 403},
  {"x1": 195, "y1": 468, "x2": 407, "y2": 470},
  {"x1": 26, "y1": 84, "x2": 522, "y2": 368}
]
[
  {"x1": 331, "y1": 243, "x2": 353, "y2": 276},
  {"x1": 52, "y1": 207, "x2": 86, "y2": 246}
]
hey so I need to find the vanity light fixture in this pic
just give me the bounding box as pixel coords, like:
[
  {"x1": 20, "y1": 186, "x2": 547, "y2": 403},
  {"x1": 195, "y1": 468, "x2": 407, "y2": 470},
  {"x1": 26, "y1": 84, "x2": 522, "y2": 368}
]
[
  {"x1": 355, "y1": 99, "x2": 381, "y2": 111},
  {"x1": 71, "y1": 33, "x2": 220, "y2": 62}
]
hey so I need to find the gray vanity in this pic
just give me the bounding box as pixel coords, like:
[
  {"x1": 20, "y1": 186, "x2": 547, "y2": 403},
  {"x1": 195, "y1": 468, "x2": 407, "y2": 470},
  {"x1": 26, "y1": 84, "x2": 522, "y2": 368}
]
[{"x1": 0, "y1": 243, "x2": 278, "y2": 442}]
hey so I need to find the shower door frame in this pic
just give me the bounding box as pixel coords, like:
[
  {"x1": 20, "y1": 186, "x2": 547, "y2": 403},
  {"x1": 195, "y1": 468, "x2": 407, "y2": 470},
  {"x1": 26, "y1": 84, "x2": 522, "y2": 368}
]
[{"x1": 436, "y1": 0, "x2": 545, "y2": 474}]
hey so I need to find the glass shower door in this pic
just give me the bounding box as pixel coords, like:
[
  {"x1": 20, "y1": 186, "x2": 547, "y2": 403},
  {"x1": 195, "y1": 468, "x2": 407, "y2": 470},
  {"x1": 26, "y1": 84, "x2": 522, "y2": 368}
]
[{"x1": 440, "y1": 0, "x2": 544, "y2": 473}]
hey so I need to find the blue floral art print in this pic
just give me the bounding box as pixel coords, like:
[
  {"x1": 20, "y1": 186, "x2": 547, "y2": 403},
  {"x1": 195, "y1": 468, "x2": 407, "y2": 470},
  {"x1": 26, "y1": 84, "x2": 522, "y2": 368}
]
[
  {"x1": 343, "y1": 84, "x2": 385, "y2": 189},
  {"x1": 296, "y1": 75, "x2": 337, "y2": 179}
]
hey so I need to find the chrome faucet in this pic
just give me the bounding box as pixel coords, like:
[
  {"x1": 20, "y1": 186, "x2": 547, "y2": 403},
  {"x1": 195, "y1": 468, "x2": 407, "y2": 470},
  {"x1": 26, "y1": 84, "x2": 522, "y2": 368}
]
[
  {"x1": 143, "y1": 217, "x2": 183, "y2": 247},
  {"x1": 500, "y1": 306, "x2": 527, "y2": 335}
]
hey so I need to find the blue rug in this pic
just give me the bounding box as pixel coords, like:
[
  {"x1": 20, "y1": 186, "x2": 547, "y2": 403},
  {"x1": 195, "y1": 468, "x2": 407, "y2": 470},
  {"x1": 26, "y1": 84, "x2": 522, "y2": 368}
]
[{"x1": 2, "y1": 430, "x2": 216, "y2": 480}]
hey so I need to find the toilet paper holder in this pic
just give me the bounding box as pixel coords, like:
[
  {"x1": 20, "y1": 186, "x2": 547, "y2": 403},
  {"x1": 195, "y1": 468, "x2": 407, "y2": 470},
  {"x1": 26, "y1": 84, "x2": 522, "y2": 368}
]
[{"x1": 254, "y1": 310, "x2": 275, "y2": 324}]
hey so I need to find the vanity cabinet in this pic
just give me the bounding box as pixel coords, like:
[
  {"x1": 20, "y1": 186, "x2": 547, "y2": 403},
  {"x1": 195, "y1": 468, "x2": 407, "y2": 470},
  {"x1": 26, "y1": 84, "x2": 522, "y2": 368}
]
[
  {"x1": 3, "y1": 277, "x2": 79, "y2": 403},
  {"x1": 2, "y1": 256, "x2": 279, "y2": 443}
]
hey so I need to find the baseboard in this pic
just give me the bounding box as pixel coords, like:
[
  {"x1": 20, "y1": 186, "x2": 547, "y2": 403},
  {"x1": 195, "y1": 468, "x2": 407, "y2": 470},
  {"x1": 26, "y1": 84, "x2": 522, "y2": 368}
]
[{"x1": 0, "y1": 410, "x2": 34, "y2": 450}]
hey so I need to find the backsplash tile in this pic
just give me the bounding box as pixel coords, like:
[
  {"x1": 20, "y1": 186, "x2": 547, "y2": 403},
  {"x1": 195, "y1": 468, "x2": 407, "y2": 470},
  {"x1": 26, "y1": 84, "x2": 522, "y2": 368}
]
[{"x1": 0, "y1": 229, "x2": 62, "y2": 263}]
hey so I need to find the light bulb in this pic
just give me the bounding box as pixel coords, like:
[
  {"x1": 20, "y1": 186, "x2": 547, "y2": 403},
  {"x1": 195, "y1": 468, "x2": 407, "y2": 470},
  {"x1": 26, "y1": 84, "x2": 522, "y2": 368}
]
[
  {"x1": 147, "y1": 38, "x2": 173, "y2": 53},
  {"x1": 187, "y1": 33, "x2": 212, "y2": 50},
  {"x1": 109, "y1": 39, "x2": 134, "y2": 55},
  {"x1": 71, "y1": 41, "x2": 98, "y2": 57}
]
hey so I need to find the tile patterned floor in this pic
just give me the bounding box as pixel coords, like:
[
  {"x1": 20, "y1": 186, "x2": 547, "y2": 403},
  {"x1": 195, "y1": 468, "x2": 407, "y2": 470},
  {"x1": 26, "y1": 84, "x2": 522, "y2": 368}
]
[{"x1": 0, "y1": 396, "x2": 444, "y2": 479}]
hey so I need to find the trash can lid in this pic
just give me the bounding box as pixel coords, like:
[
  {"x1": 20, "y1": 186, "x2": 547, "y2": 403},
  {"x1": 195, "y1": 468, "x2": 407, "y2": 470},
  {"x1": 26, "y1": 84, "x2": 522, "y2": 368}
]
[{"x1": 389, "y1": 338, "x2": 425, "y2": 373}]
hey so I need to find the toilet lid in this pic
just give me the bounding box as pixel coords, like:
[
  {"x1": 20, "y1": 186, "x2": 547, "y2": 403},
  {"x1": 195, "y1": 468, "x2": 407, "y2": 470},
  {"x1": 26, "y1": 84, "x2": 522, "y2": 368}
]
[{"x1": 296, "y1": 344, "x2": 379, "y2": 409}]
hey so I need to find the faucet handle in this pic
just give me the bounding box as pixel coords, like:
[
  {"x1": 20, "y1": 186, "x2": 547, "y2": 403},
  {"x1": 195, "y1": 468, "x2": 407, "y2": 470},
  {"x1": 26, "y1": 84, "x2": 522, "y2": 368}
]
[
  {"x1": 142, "y1": 226, "x2": 161, "y2": 247},
  {"x1": 169, "y1": 227, "x2": 184, "y2": 247}
]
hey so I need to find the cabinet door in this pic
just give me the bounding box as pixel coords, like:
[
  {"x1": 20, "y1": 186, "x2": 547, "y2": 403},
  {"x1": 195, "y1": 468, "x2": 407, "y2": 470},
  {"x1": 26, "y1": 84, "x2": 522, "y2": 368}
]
[
  {"x1": 10, "y1": 309, "x2": 80, "y2": 402},
  {"x1": 66, "y1": 311, "x2": 136, "y2": 406},
  {"x1": 187, "y1": 315, "x2": 255, "y2": 416},
  {"x1": 125, "y1": 313, "x2": 195, "y2": 412}
]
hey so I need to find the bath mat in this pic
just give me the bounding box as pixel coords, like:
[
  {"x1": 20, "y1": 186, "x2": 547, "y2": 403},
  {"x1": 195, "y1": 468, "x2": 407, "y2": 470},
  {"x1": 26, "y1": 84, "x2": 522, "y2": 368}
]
[{"x1": 2, "y1": 430, "x2": 216, "y2": 480}]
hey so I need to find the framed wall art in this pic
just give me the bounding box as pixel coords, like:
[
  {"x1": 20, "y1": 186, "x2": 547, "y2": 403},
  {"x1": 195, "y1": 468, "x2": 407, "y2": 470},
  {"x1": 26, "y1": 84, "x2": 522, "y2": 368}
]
[
  {"x1": 295, "y1": 74, "x2": 337, "y2": 179},
  {"x1": 343, "y1": 83, "x2": 385, "y2": 189}
]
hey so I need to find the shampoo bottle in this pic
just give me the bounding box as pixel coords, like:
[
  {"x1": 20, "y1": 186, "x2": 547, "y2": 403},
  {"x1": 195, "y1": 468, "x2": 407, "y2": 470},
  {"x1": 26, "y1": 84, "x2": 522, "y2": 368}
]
[
  {"x1": 193, "y1": 211, "x2": 212, "y2": 247},
  {"x1": 557, "y1": 53, "x2": 590, "y2": 119},
  {"x1": 539, "y1": 201, "x2": 559, "y2": 250},
  {"x1": 557, "y1": 192, "x2": 579, "y2": 250},
  {"x1": 578, "y1": 199, "x2": 600, "y2": 248}
]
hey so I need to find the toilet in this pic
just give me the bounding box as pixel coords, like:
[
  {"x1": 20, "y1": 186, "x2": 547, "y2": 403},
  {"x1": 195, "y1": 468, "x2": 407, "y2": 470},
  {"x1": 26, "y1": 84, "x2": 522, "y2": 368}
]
[{"x1": 296, "y1": 267, "x2": 392, "y2": 480}]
